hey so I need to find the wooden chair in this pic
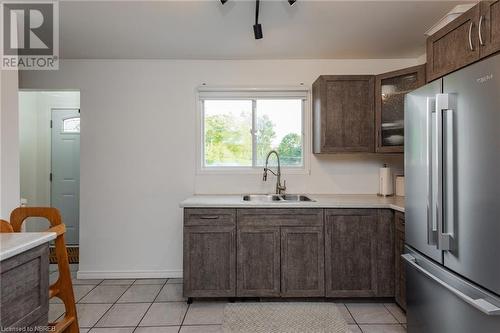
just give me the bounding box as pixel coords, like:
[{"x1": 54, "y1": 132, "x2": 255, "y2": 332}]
[
  {"x1": 10, "y1": 207, "x2": 79, "y2": 333},
  {"x1": 0, "y1": 219, "x2": 13, "y2": 232}
]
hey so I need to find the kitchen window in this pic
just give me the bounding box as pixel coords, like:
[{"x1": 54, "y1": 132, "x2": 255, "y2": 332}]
[{"x1": 198, "y1": 88, "x2": 308, "y2": 172}]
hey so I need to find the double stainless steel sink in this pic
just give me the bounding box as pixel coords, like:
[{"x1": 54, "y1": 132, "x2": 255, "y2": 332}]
[{"x1": 242, "y1": 194, "x2": 314, "y2": 202}]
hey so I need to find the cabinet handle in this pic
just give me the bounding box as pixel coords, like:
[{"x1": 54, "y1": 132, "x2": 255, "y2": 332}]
[
  {"x1": 199, "y1": 215, "x2": 220, "y2": 220},
  {"x1": 468, "y1": 21, "x2": 475, "y2": 51},
  {"x1": 479, "y1": 15, "x2": 485, "y2": 46}
]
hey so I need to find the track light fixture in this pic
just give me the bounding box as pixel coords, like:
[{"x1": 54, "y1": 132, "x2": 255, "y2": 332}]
[
  {"x1": 253, "y1": 0, "x2": 263, "y2": 39},
  {"x1": 220, "y1": 0, "x2": 297, "y2": 40}
]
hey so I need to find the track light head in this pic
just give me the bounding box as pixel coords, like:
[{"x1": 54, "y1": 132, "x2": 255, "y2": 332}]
[
  {"x1": 253, "y1": 23, "x2": 263, "y2": 39},
  {"x1": 221, "y1": 0, "x2": 295, "y2": 40}
]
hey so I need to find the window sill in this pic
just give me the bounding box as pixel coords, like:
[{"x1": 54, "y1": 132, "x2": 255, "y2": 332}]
[{"x1": 196, "y1": 167, "x2": 310, "y2": 176}]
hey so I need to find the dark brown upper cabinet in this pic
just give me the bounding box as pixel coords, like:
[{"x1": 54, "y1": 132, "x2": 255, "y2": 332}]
[
  {"x1": 375, "y1": 65, "x2": 426, "y2": 153},
  {"x1": 427, "y1": 5, "x2": 480, "y2": 82},
  {"x1": 480, "y1": 1, "x2": 500, "y2": 57},
  {"x1": 427, "y1": 2, "x2": 500, "y2": 82},
  {"x1": 313, "y1": 75, "x2": 375, "y2": 153}
]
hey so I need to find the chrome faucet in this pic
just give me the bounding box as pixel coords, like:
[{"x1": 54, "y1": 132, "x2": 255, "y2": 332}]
[{"x1": 263, "y1": 150, "x2": 286, "y2": 195}]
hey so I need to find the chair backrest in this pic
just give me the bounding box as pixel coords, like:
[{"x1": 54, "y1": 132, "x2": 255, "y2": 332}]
[
  {"x1": 10, "y1": 207, "x2": 63, "y2": 232},
  {"x1": 0, "y1": 219, "x2": 13, "y2": 233},
  {"x1": 9, "y1": 207, "x2": 79, "y2": 333}
]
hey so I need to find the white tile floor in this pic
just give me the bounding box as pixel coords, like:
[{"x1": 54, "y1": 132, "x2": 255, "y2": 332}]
[{"x1": 49, "y1": 265, "x2": 407, "y2": 333}]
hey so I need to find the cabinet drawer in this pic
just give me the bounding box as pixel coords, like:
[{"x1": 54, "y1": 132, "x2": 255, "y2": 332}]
[
  {"x1": 325, "y1": 208, "x2": 378, "y2": 217},
  {"x1": 237, "y1": 209, "x2": 323, "y2": 227},
  {"x1": 184, "y1": 208, "x2": 236, "y2": 226}
]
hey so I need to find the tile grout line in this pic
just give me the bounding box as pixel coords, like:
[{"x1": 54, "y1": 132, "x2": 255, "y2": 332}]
[
  {"x1": 131, "y1": 301, "x2": 156, "y2": 333},
  {"x1": 51, "y1": 283, "x2": 101, "y2": 320},
  {"x1": 343, "y1": 303, "x2": 363, "y2": 333},
  {"x1": 383, "y1": 303, "x2": 405, "y2": 325},
  {"x1": 343, "y1": 303, "x2": 357, "y2": 325},
  {"x1": 51, "y1": 269, "x2": 101, "y2": 322},
  {"x1": 151, "y1": 279, "x2": 170, "y2": 303},
  {"x1": 74, "y1": 283, "x2": 100, "y2": 303},
  {"x1": 178, "y1": 301, "x2": 191, "y2": 333},
  {"x1": 116, "y1": 283, "x2": 165, "y2": 304},
  {"x1": 132, "y1": 279, "x2": 170, "y2": 332},
  {"x1": 85, "y1": 280, "x2": 137, "y2": 332},
  {"x1": 352, "y1": 323, "x2": 362, "y2": 332},
  {"x1": 345, "y1": 302, "x2": 406, "y2": 330}
]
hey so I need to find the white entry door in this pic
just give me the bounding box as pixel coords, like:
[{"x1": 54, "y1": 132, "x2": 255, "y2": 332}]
[{"x1": 51, "y1": 108, "x2": 80, "y2": 245}]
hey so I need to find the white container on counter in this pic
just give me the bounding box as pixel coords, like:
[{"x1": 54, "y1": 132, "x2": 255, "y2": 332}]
[
  {"x1": 378, "y1": 164, "x2": 394, "y2": 197},
  {"x1": 395, "y1": 176, "x2": 405, "y2": 197}
]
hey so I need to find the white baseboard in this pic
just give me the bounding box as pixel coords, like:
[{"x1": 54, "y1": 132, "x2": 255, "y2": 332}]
[{"x1": 77, "y1": 269, "x2": 183, "y2": 279}]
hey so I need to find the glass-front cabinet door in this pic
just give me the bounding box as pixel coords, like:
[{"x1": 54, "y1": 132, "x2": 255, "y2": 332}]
[{"x1": 375, "y1": 65, "x2": 426, "y2": 153}]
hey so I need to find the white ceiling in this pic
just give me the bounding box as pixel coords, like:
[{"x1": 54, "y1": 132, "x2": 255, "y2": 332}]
[{"x1": 59, "y1": 0, "x2": 472, "y2": 59}]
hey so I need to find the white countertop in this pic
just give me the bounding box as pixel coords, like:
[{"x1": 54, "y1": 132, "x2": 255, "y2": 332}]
[
  {"x1": 0, "y1": 232, "x2": 56, "y2": 261},
  {"x1": 180, "y1": 194, "x2": 405, "y2": 212}
]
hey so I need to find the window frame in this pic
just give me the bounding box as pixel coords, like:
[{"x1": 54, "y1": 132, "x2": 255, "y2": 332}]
[{"x1": 196, "y1": 87, "x2": 311, "y2": 175}]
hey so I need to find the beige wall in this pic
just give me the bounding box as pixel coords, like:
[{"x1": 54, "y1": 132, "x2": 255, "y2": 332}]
[
  {"x1": 0, "y1": 69, "x2": 20, "y2": 220},
  {"x1": 20, "y1": 58, "x2": 418, "y2": 278}
]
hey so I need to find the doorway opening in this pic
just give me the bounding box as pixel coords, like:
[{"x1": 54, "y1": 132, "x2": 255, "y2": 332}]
[{"x1": 19, "y1": 91, "x2": 81, "y2": 257}]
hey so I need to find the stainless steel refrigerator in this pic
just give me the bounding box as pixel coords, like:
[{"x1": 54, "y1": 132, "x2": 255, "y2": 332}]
[{"x1": 404, "y1": 53, "x2": 500, "y2": 332}]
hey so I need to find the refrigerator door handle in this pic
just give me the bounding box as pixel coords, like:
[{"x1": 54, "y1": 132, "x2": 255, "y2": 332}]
[
  {"x1": 426, "y1": 97, "x2": 437, "y2": 246},
  {"x1": 435, "y1": 94, "x2": 454, "y2": 251},
  {"x1": 443, "y1": 108, "x2": 455, "y2": 249},
  {"x1": 403, "y1": 254, "x2": 500, "y2": 316}
]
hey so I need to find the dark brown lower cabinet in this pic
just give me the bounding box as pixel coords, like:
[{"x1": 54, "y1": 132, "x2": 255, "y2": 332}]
[
  {"x1": 395, "y1": 211, "x2": 406, "y2": 310},
  {"x1": 183, "y1": 207, "x2": 397, "y2": 300},
  {"x1": 377, "y1": 209, "x2": 396, "y2": 297},
  {"x1": 325, "y1": 209, "x2": 394, "y2": 298},
  {"x1": 183, "y1": 209, "x2": 236, "y2": 297},
  {"x1": 325, "y1": 209, "x2": 378, "y2": 297},
  {"x1": 236, "y1": 209, "x2": 324, "y2": 297},
  {"x1": 281, "y1": 226, "x2": 325, "y2": 297},
  {"x1": 236, "y1": 226, "x2": 281, "y2": 297}
]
